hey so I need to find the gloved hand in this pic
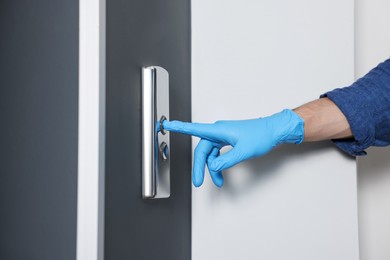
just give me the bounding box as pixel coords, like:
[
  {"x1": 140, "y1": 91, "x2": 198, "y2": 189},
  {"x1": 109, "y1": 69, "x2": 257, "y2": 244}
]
[{"x1": 163, "y1": 109, "x2": 304, "y2": 188}]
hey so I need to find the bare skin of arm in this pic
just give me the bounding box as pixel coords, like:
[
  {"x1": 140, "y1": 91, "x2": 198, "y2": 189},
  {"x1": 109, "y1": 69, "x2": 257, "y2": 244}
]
[{"x1": 294, "y1": 97, "x2": 353, "y2": 142}]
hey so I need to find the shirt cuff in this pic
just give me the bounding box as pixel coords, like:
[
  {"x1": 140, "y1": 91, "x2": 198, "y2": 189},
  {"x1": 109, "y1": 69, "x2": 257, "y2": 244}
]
[{"x1": 320, "y1": 90, "x2": 375, "y2": 157}]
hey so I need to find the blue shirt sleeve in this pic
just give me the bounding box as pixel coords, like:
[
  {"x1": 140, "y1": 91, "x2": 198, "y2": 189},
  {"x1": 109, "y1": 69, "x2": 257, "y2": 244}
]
[{"x1": 320, "y1": 59, "x2": 390, "y2": 156}]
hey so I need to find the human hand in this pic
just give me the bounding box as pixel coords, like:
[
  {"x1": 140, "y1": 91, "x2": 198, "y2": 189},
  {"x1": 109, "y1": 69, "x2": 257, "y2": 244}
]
[{"x1": 163, "y1": 109, "x2": 304, "y2": 188}]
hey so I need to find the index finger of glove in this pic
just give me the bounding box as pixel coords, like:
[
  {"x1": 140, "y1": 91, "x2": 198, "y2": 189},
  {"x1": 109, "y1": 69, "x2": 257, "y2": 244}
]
[{"x1": 163, "y1": 120, "x2": 221, "y2": 140}]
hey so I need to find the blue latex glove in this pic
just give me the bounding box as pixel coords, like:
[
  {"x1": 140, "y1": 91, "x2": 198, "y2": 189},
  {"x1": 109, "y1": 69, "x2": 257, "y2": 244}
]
[{"x1": 163, "y1": 109, "x2": 304, "y2": 187}]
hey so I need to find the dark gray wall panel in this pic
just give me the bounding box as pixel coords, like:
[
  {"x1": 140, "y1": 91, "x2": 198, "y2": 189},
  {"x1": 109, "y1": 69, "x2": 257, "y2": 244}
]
[
  {"x1": 0, "y1": 1, "x2": 79, "y2": 259},
  {"x1": 105, "y1": 0, "x2": 192, "y2": 259}
]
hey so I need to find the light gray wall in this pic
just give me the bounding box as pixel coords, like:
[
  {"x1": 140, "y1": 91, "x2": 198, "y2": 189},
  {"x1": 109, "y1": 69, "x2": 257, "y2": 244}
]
[
  {"x1": 355, "y1": 0, "x2": 390, "y2": 259},
  {"x1": 191, "y1": 1, "x2": 359, "y2": 259}
]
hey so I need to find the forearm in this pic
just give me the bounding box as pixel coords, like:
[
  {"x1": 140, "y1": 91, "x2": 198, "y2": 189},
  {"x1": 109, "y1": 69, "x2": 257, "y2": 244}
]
[{"x1": 293, "y1": 97, "x2": 352, "y2": 142}]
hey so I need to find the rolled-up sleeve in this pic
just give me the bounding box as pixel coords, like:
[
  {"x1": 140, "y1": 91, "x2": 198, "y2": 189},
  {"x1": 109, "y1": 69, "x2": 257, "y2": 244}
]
[{"x1": 320, "y1": 59, "x2": 390, "y2": 156}]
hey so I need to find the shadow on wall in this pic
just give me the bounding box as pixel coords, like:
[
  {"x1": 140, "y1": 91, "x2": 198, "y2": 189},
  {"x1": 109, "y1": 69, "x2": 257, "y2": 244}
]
[
  {"x1": 209, "y1": 141, "x2": 354, "y2": 198},
  {"x1": 357, "y1": 147, "x2": 390, "y2": 260},
  {"x1": 358, "y1": 147, "x2": 390, "y2": 185}
]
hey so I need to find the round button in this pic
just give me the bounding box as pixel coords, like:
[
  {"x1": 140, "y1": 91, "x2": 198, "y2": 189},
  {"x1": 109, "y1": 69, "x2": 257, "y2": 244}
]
[
  {"x1": 160, "y1": 115, "x2": 167, "y2": 135},
  {"x1": 159, "y1": 142, "x2": 169, "y2": 160}
]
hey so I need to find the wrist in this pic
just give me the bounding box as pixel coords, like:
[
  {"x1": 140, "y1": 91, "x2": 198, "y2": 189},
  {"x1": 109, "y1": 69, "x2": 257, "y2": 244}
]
[
  {"x1": 274, "y1": 109, "x2": 305, "y2": 145},
  {"x1": 293, "y1": 98, "x2": 352, "y2": 141}
]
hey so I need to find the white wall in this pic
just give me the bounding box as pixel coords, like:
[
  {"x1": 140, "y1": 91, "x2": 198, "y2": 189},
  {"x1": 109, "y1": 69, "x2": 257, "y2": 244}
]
[
  {"x1": 77, "y1": 0, "x2": 106, "y2": 259},
  {"x1": 355, "y1": 0, "x2": 390, "y2": 259},
  {"x1": 191, "y1": 1, "x2": 359, "y2": 259}
]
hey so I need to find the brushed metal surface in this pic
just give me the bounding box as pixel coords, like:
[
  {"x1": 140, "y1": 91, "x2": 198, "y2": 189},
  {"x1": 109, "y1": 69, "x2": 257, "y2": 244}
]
[{"x1": 142, "y1": 66, "x2": 170, "y2": 199}]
